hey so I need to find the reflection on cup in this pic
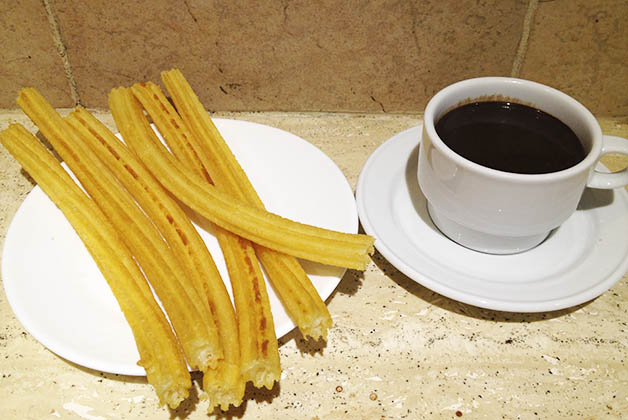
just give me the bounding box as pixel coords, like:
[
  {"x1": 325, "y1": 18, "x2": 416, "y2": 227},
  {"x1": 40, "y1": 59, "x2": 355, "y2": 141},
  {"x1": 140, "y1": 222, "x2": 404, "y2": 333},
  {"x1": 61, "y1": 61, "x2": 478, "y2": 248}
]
[{"x1": 418, "y1": 77, "x2": 628, "y2": 254}]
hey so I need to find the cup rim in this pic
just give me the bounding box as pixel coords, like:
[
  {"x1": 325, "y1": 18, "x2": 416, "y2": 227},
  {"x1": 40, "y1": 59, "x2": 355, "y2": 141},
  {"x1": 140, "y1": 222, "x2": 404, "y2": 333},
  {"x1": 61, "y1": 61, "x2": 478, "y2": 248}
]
[{"x1": 423, "y1": 77, "x2": 603, "y2": 183}]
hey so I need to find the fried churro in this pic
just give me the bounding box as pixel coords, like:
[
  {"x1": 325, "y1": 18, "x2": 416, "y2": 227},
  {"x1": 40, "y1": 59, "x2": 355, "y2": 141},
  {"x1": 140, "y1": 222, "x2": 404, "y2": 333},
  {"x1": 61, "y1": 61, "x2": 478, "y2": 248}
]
[
  {"x1": 107, "y1": 88, "x2": 374, "y2": 270},
  {"x1": 157, "y1": 70, "x2": 335, "y2": 339},
  {"x1": 65, "y1": 106, "x2": 245, "y2": 410},
  {"x1": 132, "y1": 82, "x2": 281, "y2": 389},
  {"x1": 134, "y1": 80, "x2": 329, "y2": 345},
  {"x1": 17, "y1": 88, "x2": 221, "y2": 372},
  {"x1": 0, "y1": 124, "x2": 191, "y2": 409},
  {"x1": 217, "y1": 229, "x2": 281, "y2": 389}
]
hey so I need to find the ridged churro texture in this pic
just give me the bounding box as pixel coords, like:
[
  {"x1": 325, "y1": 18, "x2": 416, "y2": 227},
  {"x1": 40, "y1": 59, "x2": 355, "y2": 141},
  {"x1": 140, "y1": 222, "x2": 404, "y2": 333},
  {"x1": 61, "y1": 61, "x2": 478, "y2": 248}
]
[
  {"x1": 17, "y1": 88, "x2": 222, "y2": 373},
  {"x1": 134, "y1": 74, "x2": 333, "y2": 340},
  {"x1": 0, "y1": 124, "x2": 191, "y2": 409},
  {"x1": 113, "y1": 86, "x2": 281, "y2": 392},
  {"x1": 66, "y1": 106, "x2": 245, "y2": 410},
  {"x1": 133, "y1": 81, "x2": 284, "y2": 384},
  {"x1": 106, "y1": 88, "x2": 374, "y2": 270},
  {"x1": 1, "y1": 76, "x2": 375, "y2": 412}
]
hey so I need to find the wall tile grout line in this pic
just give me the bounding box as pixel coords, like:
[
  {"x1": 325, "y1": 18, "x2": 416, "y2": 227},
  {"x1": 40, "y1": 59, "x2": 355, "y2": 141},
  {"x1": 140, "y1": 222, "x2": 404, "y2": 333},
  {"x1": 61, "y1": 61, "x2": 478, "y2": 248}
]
[
  {"x1": 511, "y1": 0, "x2": 539, "y2": 78},
  {"x1": 42, "y1": 0, "x2": 80, "y2": 105}
]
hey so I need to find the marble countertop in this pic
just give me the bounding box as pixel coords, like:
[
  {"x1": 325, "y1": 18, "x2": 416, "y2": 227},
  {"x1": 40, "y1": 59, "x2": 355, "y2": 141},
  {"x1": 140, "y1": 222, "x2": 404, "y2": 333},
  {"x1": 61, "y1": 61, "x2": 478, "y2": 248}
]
[{"x1": 1, "y1": 111, "x2": 627, "y2": 419}]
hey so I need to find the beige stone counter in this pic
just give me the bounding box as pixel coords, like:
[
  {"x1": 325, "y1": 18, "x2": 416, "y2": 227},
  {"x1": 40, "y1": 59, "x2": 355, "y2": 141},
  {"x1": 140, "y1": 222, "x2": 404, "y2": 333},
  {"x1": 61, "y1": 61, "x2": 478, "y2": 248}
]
[{"x1": 1, "y1": 111, "x2": 627, "y2": 419}]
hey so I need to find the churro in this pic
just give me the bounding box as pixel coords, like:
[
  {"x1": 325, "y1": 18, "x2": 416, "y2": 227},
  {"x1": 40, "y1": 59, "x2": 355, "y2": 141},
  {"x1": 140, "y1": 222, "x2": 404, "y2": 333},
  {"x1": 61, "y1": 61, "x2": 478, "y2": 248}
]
[
  {"x1": 66, "y1": 106, "x2": 245, "y2": 410},
  {"x1": 217, "y1": 229, "x2": 281, "y2": 389},
  {"x1": 159, "y1": 70, "x2": 335, "y2": 339},
  {"x1": 107, "y1": 88, "x2": 374, "y2": 270},
  {"x1": 0, "y1": 124, "x2": 191, "y2": 408},
  {"x1": 134, "y1": 78, "x2": 331, "y2": 340},
  {"x1": 3, "y1": 69, "x2": 376, "y2": 413},
  {"x1": 17, "y1": 88, "x2": 221, "y2": 372},
  {"x1": 132, "y1": 82, "x2": 281, "y2": 389}
]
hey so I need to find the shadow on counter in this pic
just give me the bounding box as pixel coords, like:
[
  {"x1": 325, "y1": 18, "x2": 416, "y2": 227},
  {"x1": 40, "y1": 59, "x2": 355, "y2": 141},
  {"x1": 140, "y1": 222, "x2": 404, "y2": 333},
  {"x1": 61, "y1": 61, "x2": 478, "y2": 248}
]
[{"x1": 369, "y1": 247, "x2": 588, "y2": 323}]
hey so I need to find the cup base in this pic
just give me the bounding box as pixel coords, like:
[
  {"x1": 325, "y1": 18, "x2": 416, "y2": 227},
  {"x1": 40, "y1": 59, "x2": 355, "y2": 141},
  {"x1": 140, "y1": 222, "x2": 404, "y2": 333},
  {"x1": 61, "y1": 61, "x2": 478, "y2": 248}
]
[{"x1": 427, "y1": 202, "x2": 550, "y2": 255}]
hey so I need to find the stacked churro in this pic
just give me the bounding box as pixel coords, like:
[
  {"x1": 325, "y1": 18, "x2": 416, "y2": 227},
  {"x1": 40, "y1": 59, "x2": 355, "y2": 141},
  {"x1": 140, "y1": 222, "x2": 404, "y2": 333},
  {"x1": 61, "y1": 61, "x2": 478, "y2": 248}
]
[
  {"x1": 108, "y1": 87, "x2": 260, "y2": 407},
  {"x1": 18, "y1": 88, "x2": 222, "y2": 373},
  {"x1": 136, "y1": 73, "x2": 334, "y2": 341},
  {"x1": 0, "y1": 124, "x2": 191, "y2": 409},
  {"x1": 105, "y1": 105, "x2": 373, "y2": 269},
  {"x1": 66, "y1": 105, "x2": 245, "y2": 410},
  {"x1": 131, "y1": 81, "x2": 282, "y2": 390},
  {"x1": 0, "y1": 70, "x2": 375, "y2": 411}
]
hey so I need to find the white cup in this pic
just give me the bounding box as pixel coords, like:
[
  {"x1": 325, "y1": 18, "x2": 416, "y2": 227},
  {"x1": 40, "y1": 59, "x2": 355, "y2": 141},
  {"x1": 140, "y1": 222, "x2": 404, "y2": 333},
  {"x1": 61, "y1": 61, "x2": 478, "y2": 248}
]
[{"x1": 418, "y1": 77, "x2": 628, "y2": 254}]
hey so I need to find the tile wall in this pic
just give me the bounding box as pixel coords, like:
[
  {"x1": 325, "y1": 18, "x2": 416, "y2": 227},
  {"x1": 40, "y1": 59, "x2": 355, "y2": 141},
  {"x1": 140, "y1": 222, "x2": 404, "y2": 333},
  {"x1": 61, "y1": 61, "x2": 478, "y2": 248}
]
[{"x1": 1, "y1": 0, "x2": 626, "y2": 117}]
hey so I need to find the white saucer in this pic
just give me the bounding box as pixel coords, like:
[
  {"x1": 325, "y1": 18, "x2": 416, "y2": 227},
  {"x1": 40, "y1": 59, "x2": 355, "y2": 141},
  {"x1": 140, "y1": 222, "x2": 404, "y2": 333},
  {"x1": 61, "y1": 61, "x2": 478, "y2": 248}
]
[
  {"x1": 2, "y1": 119, "x2": 357, "y2": 375},
  {"x1": 356, "y1": 125, "x2": 628, "y2": 312}
]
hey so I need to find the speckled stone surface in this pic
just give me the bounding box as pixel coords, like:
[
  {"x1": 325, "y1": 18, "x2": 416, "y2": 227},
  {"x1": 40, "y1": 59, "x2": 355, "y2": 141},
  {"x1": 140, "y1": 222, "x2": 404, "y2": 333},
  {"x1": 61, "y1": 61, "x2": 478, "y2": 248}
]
[{"x1": 1, "y1": 111, "x2": 628, "y2": 419}]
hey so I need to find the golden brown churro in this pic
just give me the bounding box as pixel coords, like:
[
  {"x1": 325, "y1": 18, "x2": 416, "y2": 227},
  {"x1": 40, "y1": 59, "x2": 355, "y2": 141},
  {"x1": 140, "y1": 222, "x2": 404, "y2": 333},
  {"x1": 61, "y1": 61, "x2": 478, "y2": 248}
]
[
  {"x1": 16, "y1": 88, "x2": 221, "y2": 372},
  {"x1": 217, "y1": 229, "x2": 281, "y2": 388},
  {"x1": 65, "y1": 107, "x2": 245, "y2": 410},
  {"x1": 106, "y1": 88, "x2": 373, "y2": 270},
  {"x1": 0, "y1": 124, "x2": 191, "y2": 408},
  {"x1": 157, "y1": 70, "x2": 334, "y2": 339},
  {"x1": 134, "y1": 79, "x2": 328, "y2": 340},
  {"x1": 3, "y1": 72, "x2": 376, "y2": 412},
  {"x1": 132, "y1": 82, "x2": 282, "y2": 389}
]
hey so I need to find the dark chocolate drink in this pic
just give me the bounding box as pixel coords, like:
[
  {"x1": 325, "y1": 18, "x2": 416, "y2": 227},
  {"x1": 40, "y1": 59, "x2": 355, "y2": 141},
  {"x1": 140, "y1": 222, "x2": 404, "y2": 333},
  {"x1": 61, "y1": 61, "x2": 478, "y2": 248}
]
[{"x1": 435, "y1": 101, "x2": 585, "y2": 174}]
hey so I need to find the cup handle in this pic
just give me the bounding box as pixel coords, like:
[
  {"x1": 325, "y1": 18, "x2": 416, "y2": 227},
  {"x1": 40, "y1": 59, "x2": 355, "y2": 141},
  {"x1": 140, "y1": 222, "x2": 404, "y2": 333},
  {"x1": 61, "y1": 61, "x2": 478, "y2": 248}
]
[{"x1": 586, "y1": 135, "x2": 628, "y2": 189}]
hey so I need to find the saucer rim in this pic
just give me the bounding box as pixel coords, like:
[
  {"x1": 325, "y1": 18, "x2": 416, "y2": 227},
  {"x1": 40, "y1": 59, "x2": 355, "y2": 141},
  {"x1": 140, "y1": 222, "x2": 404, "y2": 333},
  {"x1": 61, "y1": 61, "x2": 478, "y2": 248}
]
[{"x1": 356, "y1": 125, "x2": 628, "y2": 313}]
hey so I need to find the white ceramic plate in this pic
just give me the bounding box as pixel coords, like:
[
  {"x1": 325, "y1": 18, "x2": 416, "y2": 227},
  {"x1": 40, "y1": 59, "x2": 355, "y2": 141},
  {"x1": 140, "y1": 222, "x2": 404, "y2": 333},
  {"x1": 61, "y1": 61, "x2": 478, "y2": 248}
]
[
  {"x1": 2, "y1": 119, "x2": 358, "y2": 375},
  {"x1": 356, "y1": 125, "x2": 628, "y2": 312}
]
